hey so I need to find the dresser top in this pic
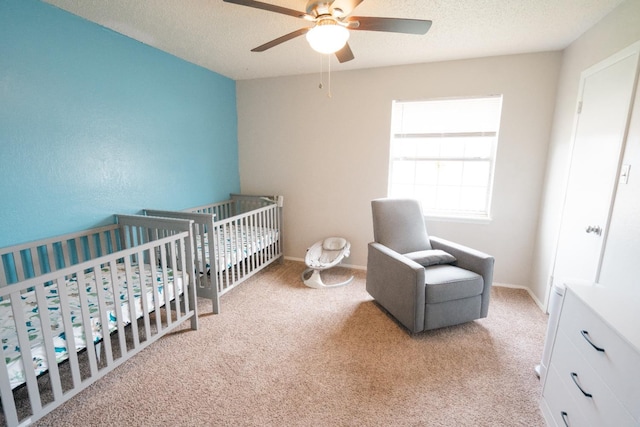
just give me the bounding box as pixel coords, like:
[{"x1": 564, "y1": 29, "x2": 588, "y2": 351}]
[{"x1": 568, "y1": 284, "x2": 640, "y2": 353}]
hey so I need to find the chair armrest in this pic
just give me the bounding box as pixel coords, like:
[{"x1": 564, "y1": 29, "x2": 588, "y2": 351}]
[
  {"x1": 366, "y1": 242, "x2": 426, "y2": 333},
  {"x1": 429, "y1": 236, "x2": 495, "y2": 317}
]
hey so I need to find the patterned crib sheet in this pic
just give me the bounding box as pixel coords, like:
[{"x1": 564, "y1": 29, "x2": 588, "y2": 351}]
[
  {"x1": 1, "y1": 263, "x2": 184, "y2": 390},
  {"x1": 197, "y1": 225, "x2": 278, "y2": 273}
]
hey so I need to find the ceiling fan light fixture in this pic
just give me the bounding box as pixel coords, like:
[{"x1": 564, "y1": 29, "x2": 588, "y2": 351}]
[{"x1": 306, "y1": 19, "x2": 349, "y2": 54}]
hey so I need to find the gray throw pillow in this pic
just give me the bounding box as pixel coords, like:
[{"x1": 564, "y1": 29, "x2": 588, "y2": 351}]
[{"x1": 404, "y1": 249, "x2": 456, "y2": 267}]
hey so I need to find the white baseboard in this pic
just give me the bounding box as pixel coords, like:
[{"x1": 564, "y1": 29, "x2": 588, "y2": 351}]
[
  {"x1": 284, "y1": 256, "x2": 367, "y2": 271},
  {"x1": 493, "y1": 282, "x2": 546, "y2": 312}
]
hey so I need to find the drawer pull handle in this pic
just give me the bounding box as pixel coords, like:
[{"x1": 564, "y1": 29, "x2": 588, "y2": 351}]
[
  {"x1": 570, "y1": 372, "x2": 593, "y2": 398},
  {"x1": 580, "y1": 330, "x2": 605, "y2": 352},
  {"x1": 561, "y1": 411, "x2": 569, "y2": 426}
]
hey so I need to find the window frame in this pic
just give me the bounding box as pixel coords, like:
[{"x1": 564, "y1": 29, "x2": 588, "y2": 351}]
[{"x1": 388, "y1": 95, "x2": 503, "y2": 222}]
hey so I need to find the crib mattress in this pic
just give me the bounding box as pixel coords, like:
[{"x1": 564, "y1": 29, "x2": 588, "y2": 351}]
[
  {"x1": 197, "y1": 225, "x2": 279, "y2": 272},
  {"x1": 1, "y1": 263, "x2": 185, "y2": 390}
]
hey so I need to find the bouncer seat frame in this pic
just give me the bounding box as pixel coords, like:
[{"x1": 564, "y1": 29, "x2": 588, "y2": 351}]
[{"x1": 302, "y1": 237, "x2": 354, "y2": 288}]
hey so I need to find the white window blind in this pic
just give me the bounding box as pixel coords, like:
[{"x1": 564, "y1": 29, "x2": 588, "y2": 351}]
[{"x1": 388, "y1": 96, "x2": 503, "y2": 220}]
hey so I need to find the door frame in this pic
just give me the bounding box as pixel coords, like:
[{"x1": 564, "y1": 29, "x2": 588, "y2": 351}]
[{"x1": 546, "y1": 40, "x2": 640, "y2": 311}]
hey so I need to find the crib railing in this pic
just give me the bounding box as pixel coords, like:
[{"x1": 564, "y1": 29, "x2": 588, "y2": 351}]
[
  {"x1": 187, "y1": 194, "x2": 283, "y2": 221},
  {"x1": 0, "y1": 224, "x2": 122, "y2": 288}
]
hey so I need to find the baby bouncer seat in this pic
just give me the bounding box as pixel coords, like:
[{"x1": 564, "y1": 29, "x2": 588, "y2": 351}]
[{"x1": 302, "y1": 237, "x2": 354, "y2": 288}]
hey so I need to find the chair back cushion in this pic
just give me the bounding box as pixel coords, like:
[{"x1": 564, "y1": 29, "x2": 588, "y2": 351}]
[
  {"x1": 404, "y1": 249, "x2": 456, "y2": 267},
  {"x1": 371, "y1": 198, "x2": 432, "y2": 253}
]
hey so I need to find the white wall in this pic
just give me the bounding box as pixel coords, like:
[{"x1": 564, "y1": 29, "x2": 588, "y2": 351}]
[
  {"x1": 529, "y1": 0, "x2": 640, "y2": 306},
  {"x1": 237, "y1": 51, "x2": 561, "y2": 288}
]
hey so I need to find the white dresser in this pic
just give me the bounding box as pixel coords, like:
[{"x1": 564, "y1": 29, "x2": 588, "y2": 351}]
[{"x1": 540, "y1": 284, "x2": 640, "y2": 426}]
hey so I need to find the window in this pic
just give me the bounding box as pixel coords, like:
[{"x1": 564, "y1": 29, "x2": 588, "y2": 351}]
[{"x1": 388, "y1": 95, "x2": 503, "y2": 221}]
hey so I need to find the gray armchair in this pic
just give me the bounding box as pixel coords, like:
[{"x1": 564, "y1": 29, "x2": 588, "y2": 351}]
[{"x1": 366, "y1": 198, "x2": 494, "y2": 333}]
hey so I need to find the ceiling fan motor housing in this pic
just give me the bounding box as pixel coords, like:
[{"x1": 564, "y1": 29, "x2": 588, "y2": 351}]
[{"x1": 306, "y1": 1, "x2": 336, "y2": 17}]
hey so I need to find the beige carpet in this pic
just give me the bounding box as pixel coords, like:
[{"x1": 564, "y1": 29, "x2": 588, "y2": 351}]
[{"x1": 34, "y1": 260, "x2": 548, "y2": 426}]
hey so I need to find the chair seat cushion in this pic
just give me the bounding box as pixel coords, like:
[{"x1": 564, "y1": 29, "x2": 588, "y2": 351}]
[{"x1": 424, "y1": 265, "x2": 484, "y2": 304}]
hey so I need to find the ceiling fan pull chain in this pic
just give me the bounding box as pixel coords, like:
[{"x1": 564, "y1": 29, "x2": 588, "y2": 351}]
[
  {"x1": 317, "y1": 54, "x2": 332, "y2": 98},
  {"x1": 327, "y1": 56, "x2": 332, "y2": 98},
  {"x1": 318, "y1": 53, "x2": 324, "y2": 89}
]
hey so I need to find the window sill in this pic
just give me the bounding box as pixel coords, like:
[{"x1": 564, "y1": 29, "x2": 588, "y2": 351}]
[{"x1": 424, "y1": 214, "x2": 492, "y2": 225}]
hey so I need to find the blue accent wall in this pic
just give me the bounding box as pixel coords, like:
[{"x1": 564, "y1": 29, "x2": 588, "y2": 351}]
[{"x1": 0, "y1": 0, "x2": 239, "y2": 247}]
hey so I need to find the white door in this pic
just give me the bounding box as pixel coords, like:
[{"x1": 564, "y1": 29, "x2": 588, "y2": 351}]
[{"x1": 552, "y1": 45, "x2": 640, "y2": 288}]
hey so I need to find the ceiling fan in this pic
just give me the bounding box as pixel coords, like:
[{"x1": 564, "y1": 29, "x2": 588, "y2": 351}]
[{"x1": 223, "y1": 0, "x2": 432, "y2": 63}]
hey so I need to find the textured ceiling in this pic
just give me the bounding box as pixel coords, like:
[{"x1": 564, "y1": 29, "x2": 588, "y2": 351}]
[{"x1": 43, "y1": 0, "x2": 626, "y2": 80}]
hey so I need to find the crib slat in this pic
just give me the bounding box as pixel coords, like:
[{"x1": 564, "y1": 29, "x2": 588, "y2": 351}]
[
  {"x1": 159, "y1": 244, "x2": 171, "y2": 327},
  {"x1": 29, "y1": 247, "x2": 42, "y2": 278},
  {"x1": 34, "y1": 283, "x2": 64, "y2": 401},
  {"x1": 268, "y1": 207, "x2": 275, "y2": 260},
  {"x1": 72, "y1": 237, "x2": 83, "y2": 263},
  {"x1": 247, "y1": 216, "x2": 254, "y2": 273},
  {"x1": 260, "y1": 210, "x2": 268, "y2": 266},
  {"x1": 196, "y1": 229, "x2": 205, "y2": 289},
  {"x1": 221, "y1": 224, "x2": 230, "y2": 291},
  {"x1": 87, "y1": 235, "x2": 97, "y2": 260},
  {"x1": 152, "y1": 250, "x2": 160, "y2": 332},
  {"x1": 95, "y1": 233, "x2": 104, "y2": 258},
  {"x1": 236, "y1": 218, "x2": 243, "y2": 281},
  {"x1": 158, "y1": 243, "x2": 169, "y2": 328},
  {"x1": 0, "y1": 256, "x2": 7, "y2": 287},
  {"x1": 75, "y1": 271, "x2": 99, "y2": 378},
  {"x1": 93, "y1": 265, "x2": 114, "y2": 367},
  {"x1": 13, "y1": 251, "x2": 25, "y2": 283},
  {"x1": 253, "y1": 214, "x2": 259, "y2": 269},
  {"x1": 10, "y1": 289, "x2": 43, "y2": 415},
  {"x1": 109, "y1": 259, "x2": 128, "y2": 360},
  {"x1": 238, "y1": 219, "x2": 246, "y2": 279},
  {"x1": 123, "y1": 257, "x2": 140, "y2": 349},
  {"x1": 255, "y1": 210, "x2": 263, "y2": 266},
  {"x1": 179, "y1": 238, "x2": 190, "y2": 318},
  {"x1": 169, "y1": 237, "x2": 182, "y2": 319},
  {"x1": 56, "y1": 273, "x2": 83, "y2": 388},
  {"x1": 136, "y1": 226, "x2": 144, "y2": 249},
  {"x1": 0, "y1": 297, "x2": 19, "y2": 426},
  {"x1": 219, "y1": 224, "x2": 227, "y2": 290},
  {"x1": 107, "y1": 230, "x2": 117, "y2": 254},
  {"x1": 139, "y1": 249, "x2": 154, "y2": 339},
  {"x1": 61, "y1": 240, "x2": 73, "y2": 269},
  {"x1": 267, "y1": 209, "x2": 272, "y2": 262},
  {"x1": 207, "y1": 225, "x2": 220, "y2": 314},
  {"x1": 229, "y1": 221, "x2": 237, "y2": 287},
  {"x1": 45, "y1": 242, "x2": 57, "y2": 273},
  {"x1": 276, "y1": 204, "x2": 282, "y2": 256},
  {"x1": 168, "y1": 240, "x2": 179, "y2": 321}
]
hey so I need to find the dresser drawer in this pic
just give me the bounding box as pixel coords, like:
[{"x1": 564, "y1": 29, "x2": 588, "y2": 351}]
[
  {"x1": 542, "y1": 365, "x2": 592, "y2": 427},
  {"x1": 558, "y1": 290, "x2": 640, "y2": 420},
  {"x1": 551, "y1": 330, "x2": 636, "y2": 427}
]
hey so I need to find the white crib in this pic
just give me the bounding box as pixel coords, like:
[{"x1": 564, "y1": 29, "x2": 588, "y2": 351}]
[
  {"x1": 0, "y1": 215, "x2": 198, "y2": 426},
  {"x1": 145, "y1": 194, "x2": 284, "y2": 313}
]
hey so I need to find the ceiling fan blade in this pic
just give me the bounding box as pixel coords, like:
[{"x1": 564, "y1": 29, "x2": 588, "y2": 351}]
[
  {"x1": 335, "y1": 43, "x2": 355, "y2": 63},
  {"x1": 223, "y1": 0, "x2": 312, "y2": 20},
  {"x1": 251, "y1": 28, "x2": 311, "y2": 52},
  {"x1": 349, "y1": 16, "x2": 432, "y2": 34}
]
